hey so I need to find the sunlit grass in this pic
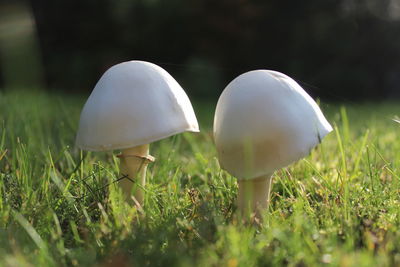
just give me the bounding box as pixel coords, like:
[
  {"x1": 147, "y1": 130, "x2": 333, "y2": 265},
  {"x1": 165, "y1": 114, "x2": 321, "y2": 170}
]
[{"x1": 1, "y1": 90, "x2": 400, "y2": 266}]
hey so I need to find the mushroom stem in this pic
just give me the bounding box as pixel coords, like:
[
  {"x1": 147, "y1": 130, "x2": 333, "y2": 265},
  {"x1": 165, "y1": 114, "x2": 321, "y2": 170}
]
[
  {"x1": 237, "y1": 174, "x2": 273, "y2": 220},
  {"x1": 119, "y1": 144, "x2": 154, "y2": 205}
]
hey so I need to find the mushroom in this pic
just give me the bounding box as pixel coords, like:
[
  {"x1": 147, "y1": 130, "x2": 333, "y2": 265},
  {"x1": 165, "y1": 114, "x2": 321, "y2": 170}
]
[
  {"x1": 213, "y1": 70, "x2": 332, "y2": 219},
  {"x1": 76, "y1": 60, "x2": 199, "y2": 205}
]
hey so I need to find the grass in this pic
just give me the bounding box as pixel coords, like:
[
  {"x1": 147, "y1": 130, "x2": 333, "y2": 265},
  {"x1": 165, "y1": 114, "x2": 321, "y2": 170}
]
[{"x1": 1, "y1": 89, "x2": 400, "y2": 266}]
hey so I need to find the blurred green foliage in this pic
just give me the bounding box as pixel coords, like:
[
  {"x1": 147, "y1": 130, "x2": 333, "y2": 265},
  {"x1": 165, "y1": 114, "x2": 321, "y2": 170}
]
[{"x1": 1, "y1": 0, "x2": 400, "y2": 100}]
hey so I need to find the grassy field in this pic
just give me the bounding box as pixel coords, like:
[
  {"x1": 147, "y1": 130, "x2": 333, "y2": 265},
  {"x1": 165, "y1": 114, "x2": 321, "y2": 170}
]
[{"x1": 1, "y1": 90, "x2": 400, "y2": 266}]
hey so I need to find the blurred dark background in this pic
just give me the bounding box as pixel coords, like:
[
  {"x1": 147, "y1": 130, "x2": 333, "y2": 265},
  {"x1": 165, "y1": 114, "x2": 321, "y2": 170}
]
[{"x1": 0, "y1": 0, "x2": 400, "y2": 100}]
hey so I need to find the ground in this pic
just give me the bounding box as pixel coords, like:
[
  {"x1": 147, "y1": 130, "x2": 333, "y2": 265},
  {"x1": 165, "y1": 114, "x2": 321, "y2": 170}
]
[{"x1": 1, "y1": 90, "x2": 400, "y2": 266}]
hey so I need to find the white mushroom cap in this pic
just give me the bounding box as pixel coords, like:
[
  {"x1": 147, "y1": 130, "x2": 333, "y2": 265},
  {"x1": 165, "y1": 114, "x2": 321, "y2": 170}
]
[
  {"x1": 76, "y1": 60, "x2": 199, "y2": 151},
  {"x1": 213, "y1": 70, "x2": 333, "y2": 180}
]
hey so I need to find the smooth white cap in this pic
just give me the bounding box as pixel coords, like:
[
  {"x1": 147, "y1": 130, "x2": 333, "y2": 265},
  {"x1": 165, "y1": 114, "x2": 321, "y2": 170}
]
[
  {"x1": 213, "y1": 70, "x2": 333, "y2": 180},
  {"x1": 76, "y1": 60, "x2": 199, "y2": 151}
]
